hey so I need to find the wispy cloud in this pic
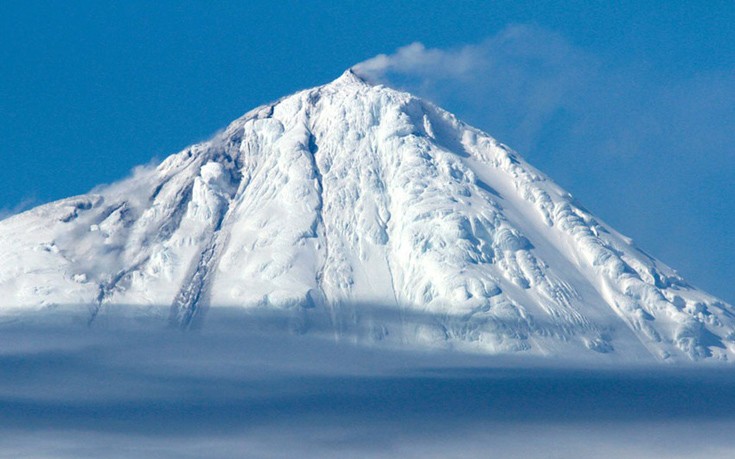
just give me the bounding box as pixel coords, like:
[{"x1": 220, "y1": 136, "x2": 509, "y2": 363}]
[
  {"x1": 353, "y1": 25, "x2": 735, "y2": 304},
  {"x1": 0, "y1": 196, "x2": 36, "y2": 221},
  {"x1": 354, "y1": 25, "x2": 598, "y2": 154}
]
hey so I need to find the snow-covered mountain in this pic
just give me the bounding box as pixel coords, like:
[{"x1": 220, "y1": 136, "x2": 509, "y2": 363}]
[{"x1": 1, "y1": 69, "x2": 733, "y2": 362}]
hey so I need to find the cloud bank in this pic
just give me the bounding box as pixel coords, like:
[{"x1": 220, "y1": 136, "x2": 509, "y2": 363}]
[
  {"x1": 353, "y1": 25, "x2": 735, "y2": 305},
  {"x1": 1, "y1": 316, "x2": 735, "y2": 458}
]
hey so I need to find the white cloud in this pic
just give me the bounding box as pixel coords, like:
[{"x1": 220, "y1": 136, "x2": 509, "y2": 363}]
[
  {"x1": 355, "y1": 41, "x2": 481, "y2": 81},
  {"x1": 353, "y1": 25, "x2": 598, "y2": 155}
]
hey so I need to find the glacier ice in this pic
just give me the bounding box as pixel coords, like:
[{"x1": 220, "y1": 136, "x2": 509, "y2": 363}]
[{"x1": 1, "y1": 69, "x2": 733, "y2": 362}]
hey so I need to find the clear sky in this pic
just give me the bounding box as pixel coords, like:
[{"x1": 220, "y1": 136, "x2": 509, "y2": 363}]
[{"x1": 1, "y1": 1, "x2": 733, "y2": 304}]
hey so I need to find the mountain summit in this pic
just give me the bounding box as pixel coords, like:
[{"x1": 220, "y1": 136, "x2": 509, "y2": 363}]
[{"x1": 1, "y1": 70, "x2": 733, "y2": 362}]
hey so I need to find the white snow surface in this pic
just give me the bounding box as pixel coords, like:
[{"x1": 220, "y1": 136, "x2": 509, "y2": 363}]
[{"x1": 1, "y1": 69, "x2": 733, "y2": 362}]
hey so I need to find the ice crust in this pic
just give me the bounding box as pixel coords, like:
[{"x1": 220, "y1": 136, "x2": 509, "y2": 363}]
[{"x1": 1, "y1": 69, "x2": 733, "y2": 362}]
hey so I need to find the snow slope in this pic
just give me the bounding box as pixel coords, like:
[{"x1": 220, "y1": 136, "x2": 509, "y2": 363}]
[{"x1": 1, "y1": 69, "x2": 733, "y2": 362}]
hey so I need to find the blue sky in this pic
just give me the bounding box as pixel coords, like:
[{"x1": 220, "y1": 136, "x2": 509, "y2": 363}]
[{"x1": 1, "y1": 1, "x2": 733, "y2": 303}]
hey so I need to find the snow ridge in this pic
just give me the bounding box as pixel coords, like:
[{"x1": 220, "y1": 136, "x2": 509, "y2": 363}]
[{"x1": 1, "y1": 69, "x2": 733, "y2": 362}]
